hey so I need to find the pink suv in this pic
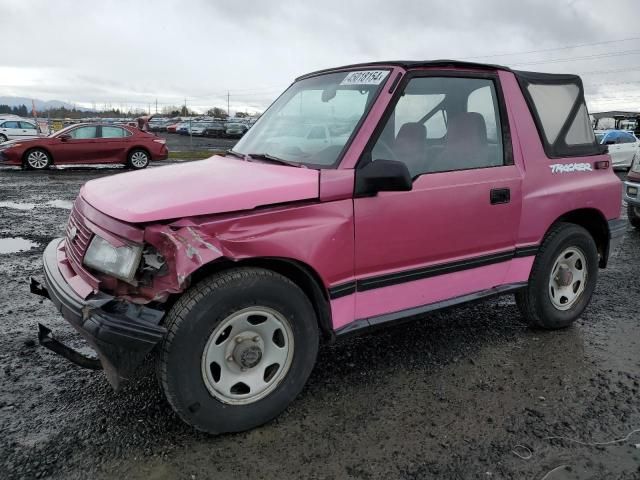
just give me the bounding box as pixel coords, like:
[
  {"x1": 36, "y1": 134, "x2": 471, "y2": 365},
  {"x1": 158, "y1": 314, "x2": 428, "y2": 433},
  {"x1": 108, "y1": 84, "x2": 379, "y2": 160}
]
[{"x1": 33, "y1": 61, "x2": 624, "y2": 434}]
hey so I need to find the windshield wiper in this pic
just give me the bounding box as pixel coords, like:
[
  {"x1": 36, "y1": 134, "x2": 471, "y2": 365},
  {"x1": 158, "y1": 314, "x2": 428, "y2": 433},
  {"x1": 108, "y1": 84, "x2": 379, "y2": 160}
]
[
  {"x1": 226, "y1": 149, "x2": 245, "y2": 159},
  {"x1": 246, "y1": 153, "x2": 303, "y2": 168}
]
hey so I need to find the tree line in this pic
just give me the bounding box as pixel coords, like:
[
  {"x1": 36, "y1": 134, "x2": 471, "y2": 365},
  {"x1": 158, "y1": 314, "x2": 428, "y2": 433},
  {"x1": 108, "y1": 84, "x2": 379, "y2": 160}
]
[{"x1": 1, "y1": 103, "x2": 258, "y2": 119}]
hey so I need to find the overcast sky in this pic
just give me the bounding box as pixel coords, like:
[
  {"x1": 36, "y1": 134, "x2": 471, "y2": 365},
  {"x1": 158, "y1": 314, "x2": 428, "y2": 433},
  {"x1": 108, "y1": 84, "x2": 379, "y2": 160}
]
[{"x1": 1, "y1": 0, "x2": 640, "y2": 114}]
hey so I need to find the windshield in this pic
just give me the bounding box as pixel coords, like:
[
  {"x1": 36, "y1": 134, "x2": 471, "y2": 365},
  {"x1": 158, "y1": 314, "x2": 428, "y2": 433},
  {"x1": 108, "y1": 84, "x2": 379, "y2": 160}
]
[
  {"x1": 50, "y1": 124, "x2": 80, "y2": 137},
  {"x1": 232, "y1": 69, "x2": 390, "y2": 167}
]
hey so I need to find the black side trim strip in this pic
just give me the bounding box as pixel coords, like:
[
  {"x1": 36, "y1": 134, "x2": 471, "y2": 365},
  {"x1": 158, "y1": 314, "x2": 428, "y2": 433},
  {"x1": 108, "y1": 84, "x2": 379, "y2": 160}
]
[
  {"x1": 335, "y1": 282, "x2": 528, "y2": 336},
  {"x1": 514, "y1": 245, "x2": 539, "y2": 257},
  {"x1": 357, "y1": 250, "x2": 514, "y2": 292},
  {"x1": 328, "y1": 246, "x2": 539, "y2": 299},
  {"x1": 328, "y1": 281, "x2": 357, "y2": 300}
]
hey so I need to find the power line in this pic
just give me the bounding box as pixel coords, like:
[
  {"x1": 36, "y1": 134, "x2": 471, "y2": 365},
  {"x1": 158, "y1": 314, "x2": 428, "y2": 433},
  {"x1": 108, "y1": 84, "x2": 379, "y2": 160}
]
[
  {"x1": 578, "y1": 65, "x2": 640, "y2": 76},
  {"x1": 461, "y1": 35, "x2": 640, "y2": 60},
  {"x1": 511, "y1": 49, "x2": 640, "y2": 67}
]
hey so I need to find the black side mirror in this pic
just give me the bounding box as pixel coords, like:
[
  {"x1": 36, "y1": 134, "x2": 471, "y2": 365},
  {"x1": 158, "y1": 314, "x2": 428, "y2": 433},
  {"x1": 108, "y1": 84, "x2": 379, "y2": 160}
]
[
  {"x1": 355, "y1": 159, "x2": 412, "y2": 196},
  {"x1": 59, "y1": 134, "x2": 71, "y2": 142},
  {"x1": 604, "y1": 140, "x2": 616, "y2": 145}
]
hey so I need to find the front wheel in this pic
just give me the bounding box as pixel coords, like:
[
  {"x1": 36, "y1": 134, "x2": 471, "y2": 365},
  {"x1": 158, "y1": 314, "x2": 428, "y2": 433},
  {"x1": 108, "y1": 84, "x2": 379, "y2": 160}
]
[
  {"x1": 157, "y1": 267, "x2": 319, "y2": 434},
  {"x1": 628, "y1": 204, "x2": 640, "y2": 229},
  {"x1": 0, "y1": 134, "x2": 7, "y2": 143},
  {"x1": 516, "y1": 223, "x2": 598, "y2": 329},
  {"x1": 127, "y1": 149, "x2": 150, "y2": 169},
  {"x1": 24, "y1": 149, "x2": 51, "y2": 170}
]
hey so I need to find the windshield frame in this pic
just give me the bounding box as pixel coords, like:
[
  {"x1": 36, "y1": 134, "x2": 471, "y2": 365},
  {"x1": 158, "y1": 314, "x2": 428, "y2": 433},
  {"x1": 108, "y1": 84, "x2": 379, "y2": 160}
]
[{"x1": 232, "y1": 67, "x2": 392, "y2": 169}]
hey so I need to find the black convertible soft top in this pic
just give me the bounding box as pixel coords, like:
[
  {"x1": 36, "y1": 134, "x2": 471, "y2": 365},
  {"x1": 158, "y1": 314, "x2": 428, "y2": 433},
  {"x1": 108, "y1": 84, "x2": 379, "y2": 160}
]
[{"x1": 298, "y1": 60, "x2": 597, "y2": 158}]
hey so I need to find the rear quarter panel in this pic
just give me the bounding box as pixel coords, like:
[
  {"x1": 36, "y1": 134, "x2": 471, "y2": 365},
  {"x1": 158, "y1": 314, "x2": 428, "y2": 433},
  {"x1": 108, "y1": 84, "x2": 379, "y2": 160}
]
[{"x1": 499, "y1": 70, "x2": 622, "y2": 247}]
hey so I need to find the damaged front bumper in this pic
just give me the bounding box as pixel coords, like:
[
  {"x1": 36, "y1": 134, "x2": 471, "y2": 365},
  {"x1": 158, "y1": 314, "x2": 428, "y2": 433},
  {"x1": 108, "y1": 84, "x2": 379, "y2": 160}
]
[{"x1": 33, "y1": 238, "x2": 167, "y2": 389}]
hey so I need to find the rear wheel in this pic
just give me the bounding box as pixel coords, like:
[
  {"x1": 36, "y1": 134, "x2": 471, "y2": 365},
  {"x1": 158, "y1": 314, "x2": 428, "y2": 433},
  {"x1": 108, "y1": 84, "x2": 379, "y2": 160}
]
[
  {"x1": 628, "y1": 204, "x2": 640, "y2": 229},
  {"x1": 516, "y1": 223, "x2": 598, "y2": 329},
  {"x1": 127, "y1": 149, "x2": 150, "y2": 169},
  {"x1": 24, "y1": 149, "x2": 51, "y2": 170},
  {"x1": 157, "y1": 267, "x2": 319, "y2": 434}
]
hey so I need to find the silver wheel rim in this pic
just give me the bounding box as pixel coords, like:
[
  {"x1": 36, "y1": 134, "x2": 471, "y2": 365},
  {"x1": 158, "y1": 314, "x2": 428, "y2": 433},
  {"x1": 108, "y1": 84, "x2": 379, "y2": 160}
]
[
  {"x1": 548, "y1": 247, "x2": 587, "y2": 311},
  {"x1": 201, "y1": 306, "x2": 294, "y2": 405},
  {"x1": 27, "y1": 151, "x2": 49, "y2": 169},
  {"x1": 130, "y1": 151, "x2": 148, "y2": 168},
  {"x1": 0, "y1": 135, "x2": 6, "y2": 143}
]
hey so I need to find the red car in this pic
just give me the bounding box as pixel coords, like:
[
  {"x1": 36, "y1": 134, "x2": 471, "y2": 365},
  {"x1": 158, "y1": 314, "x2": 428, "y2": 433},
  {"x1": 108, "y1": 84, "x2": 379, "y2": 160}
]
[{"x1": 0, "y1": 123, "x2": 168, "y2": 170}]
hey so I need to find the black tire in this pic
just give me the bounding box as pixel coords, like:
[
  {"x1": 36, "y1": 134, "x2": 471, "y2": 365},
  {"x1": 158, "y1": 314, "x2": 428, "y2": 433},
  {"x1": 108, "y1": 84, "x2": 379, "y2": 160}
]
[
  {"x1": 23, "y1": 148, "x2": 51, "y2": 170},
  {"x1": 0, "y1": 134, "x2": 7, "y2": 143},
  {"x1": 628, "y1": 204, "x2": 640, "y2": 229},
  {"x1": 516, "y1": 223, "x2": 598, "y2": 329},
  {"x1": 127, "y1": 148, "x2": 150, "y2": 169},
  {"x1": 157, "y1": 267, "x2": 319, "y2": 434}
]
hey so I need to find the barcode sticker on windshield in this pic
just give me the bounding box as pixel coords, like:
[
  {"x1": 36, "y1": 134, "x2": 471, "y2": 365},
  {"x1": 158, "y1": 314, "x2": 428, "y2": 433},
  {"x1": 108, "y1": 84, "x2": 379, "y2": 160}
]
[{"x1": 340, "y1": 70, "x2": 389, "y2": 86}]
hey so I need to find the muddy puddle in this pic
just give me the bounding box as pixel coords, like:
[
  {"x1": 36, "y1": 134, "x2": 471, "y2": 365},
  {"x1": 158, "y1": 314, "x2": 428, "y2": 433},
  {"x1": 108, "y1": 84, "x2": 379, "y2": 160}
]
[
  {"x1": 0, "y1": 237, "x2": 38, "y2": 254},
  {"x1": 0, "y1": 201, "x2": 36, "y2": 210},
  {"x1": 0, "y1": 200, "x2": 73, "y2": 211}
]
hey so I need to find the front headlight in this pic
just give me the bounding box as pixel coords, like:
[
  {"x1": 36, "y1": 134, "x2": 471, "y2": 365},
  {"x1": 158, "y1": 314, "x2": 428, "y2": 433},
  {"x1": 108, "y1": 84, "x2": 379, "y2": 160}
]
[
  {"x1": 632, "y1": 153, "x2": 640, "y2": 173},
  {"x1": 83, "y1": 235, "x2": 143, "y2": 283}
]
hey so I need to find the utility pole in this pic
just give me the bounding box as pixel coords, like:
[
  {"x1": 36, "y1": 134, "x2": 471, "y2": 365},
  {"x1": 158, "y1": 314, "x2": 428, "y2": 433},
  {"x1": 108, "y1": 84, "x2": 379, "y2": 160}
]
[
  {"x1": 155, "y1": 98, "x2": 158, "y2": 114},
  {"x1": 227, "y1": 91, "x2": 230, "y2": 117}
]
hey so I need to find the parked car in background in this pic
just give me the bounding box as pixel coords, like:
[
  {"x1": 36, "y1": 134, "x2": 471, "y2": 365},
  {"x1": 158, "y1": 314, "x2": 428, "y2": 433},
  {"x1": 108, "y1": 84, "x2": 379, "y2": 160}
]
[
  {"x1": 148, "y1": 119, "x2": 170, "y2": 132},
  {"x1": 0, "y1": 123, "x2": 167, "y2": 169},
  {"x1": 177, "y1": 123, "x2": 191, "y2": 135},
  {"x1": 33, "y1": 61, "x2": 623, "y2": 435},
  {"x1": 204, "y1": 121, "x2": 226, "y2": 138},
  {"x1": 0, "y1": 118, "x2": 40, "y2": 142},
  {"x1": 190, "y1": 123, "x2": 211, "y2": 136},
  {"x1": 225, "y1": 122, "x2": 248, "y2": 138},
  {"x1": 166, "y1": 122, "x2": 182, "y2": 133},
  {"x1": 624, "y1": 156, "x2": 640, "y2": 228},
  {"x1": 595, "y1": 129, "x2": 639, "y2": 169}
]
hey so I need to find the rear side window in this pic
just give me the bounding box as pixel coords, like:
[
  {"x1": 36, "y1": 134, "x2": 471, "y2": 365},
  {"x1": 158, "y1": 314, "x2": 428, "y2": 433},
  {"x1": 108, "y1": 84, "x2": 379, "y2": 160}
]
[
  {"x1": 102, "y1": 126, "x2": 131, "y2": 138},
  {"x1": 20, "y1": 122, "x2": 37, "y2": 130},
  {"x1": 621, "y1": 133, "x2": 637, "y2": 144},
  {"x1": 516, "y1": 71, "x2": 598, "y2": 158}
]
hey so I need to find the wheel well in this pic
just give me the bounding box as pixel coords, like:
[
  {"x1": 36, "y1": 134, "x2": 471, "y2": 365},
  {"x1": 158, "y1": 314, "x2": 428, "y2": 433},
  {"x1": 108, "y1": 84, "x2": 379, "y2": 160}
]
[
  {"x1": 552, "y1": 208, "x2": 609, "y2": 267},
  {"x1": 22, "y1": 147, "x2": 53, "y2": 165},
  {"x1": 128, "y1": 146, "x2": 150, "y2": 159},
  {"x1": 188, "y1": 257, "x2": 335, "y2": 341}
]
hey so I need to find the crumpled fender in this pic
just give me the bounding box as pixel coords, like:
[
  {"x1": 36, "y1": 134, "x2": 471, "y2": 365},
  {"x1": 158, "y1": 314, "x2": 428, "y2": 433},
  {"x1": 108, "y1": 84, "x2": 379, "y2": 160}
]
[{"x1": 144, "y1": 225, "x2": 225, "y2": 293}]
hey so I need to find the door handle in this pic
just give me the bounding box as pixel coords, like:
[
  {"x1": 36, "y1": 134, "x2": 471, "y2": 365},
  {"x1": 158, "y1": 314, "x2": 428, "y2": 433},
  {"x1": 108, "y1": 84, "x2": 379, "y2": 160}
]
[{"x1": 490, "y1": 188, "x2": 510, "y2": 205}]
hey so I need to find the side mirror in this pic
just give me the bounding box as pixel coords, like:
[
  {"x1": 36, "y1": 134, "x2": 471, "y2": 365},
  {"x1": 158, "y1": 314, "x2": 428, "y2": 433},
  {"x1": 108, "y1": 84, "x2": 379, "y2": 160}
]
[
  {"x1": 59, "y1": 134, "x2": 71, "y2": 141},
  {"x1": 605, "y1": 140, "x2": 616, "y2": 145},
  {"x1": 355, "y1": 159, "x2": 412, "y2": 196}
]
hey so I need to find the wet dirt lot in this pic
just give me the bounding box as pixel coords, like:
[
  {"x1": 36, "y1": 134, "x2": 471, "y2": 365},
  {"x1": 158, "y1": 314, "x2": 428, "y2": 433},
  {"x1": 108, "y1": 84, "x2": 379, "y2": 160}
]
[{"x1": 0, "y1": 164, "x2": 639, "y2": 480}]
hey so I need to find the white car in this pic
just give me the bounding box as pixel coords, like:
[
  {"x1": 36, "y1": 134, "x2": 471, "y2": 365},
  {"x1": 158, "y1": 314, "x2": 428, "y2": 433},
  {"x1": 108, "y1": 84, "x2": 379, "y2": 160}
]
[
  {"x1": 595, "y1": 129, "x2": 639, "y2": 169},
  {"x1": 0, "y1": 118, "x2": 40, "y2": 143},
  {"x1": 190, "y1": 123, "x2": 210, "y2": 136}
]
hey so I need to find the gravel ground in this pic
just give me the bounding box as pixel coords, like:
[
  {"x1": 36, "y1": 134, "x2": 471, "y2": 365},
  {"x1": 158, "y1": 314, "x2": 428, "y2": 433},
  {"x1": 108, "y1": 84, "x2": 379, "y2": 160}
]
[{"x1": 0, "y1": 165, "x2": 639, "y2": 480}]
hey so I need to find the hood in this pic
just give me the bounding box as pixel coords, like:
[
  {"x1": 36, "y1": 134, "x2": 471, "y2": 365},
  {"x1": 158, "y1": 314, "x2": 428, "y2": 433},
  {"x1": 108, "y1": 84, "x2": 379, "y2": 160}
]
[{"x1": 81, "y1": 156, "x2": 320, "y2": 223}]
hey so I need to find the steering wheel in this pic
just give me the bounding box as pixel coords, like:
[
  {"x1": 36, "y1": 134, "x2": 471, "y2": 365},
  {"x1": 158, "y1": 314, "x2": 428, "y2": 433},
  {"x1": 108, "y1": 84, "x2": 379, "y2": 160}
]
[{"x1": 371, "y1": 139, "x2": 396, "y2": 161}]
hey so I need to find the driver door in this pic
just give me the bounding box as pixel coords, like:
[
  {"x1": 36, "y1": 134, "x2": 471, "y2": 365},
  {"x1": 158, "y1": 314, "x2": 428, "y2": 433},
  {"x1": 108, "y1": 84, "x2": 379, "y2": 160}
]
[
  {"x1": 53, "y1": 125, "x2": 101, "y2": 164},
  {"x1": 353, "y1": 73, "x2": 523, "y2": 320}
]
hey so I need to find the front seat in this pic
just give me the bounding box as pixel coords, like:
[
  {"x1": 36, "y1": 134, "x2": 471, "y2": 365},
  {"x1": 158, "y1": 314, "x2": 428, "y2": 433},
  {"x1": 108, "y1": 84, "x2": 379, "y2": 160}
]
[
  {"x1": 431, "y1": 112, "x2": 489, "y2": 172},
  {"x1": 394, "y1": 122, "x2": 427, "y2": 177}
]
